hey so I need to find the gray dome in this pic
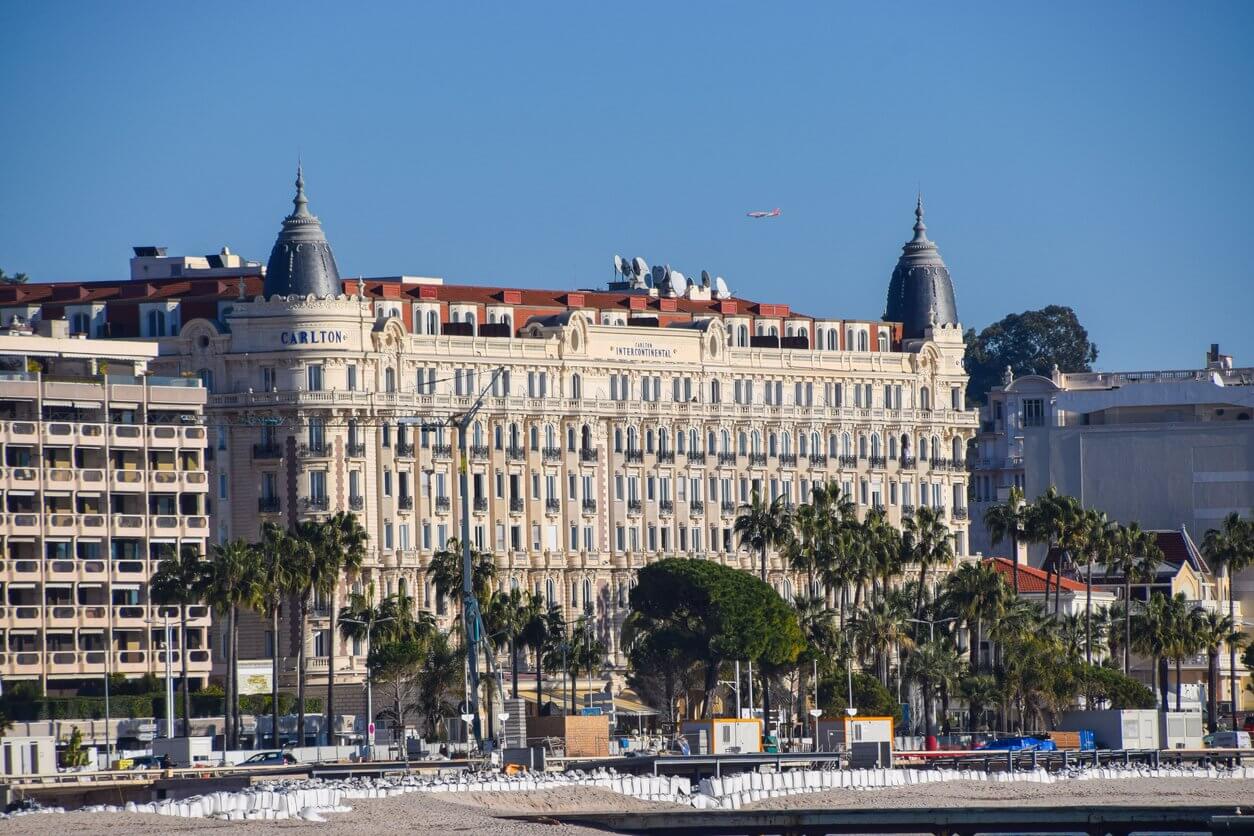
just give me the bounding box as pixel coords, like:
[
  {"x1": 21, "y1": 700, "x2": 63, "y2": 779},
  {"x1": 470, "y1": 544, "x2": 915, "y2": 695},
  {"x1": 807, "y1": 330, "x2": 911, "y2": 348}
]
[
  {"x1": 884, "y1": 197, "x2": 958, "y2": 339},
  {"x1": 263, "y1": 166, "x2": 342, "y2": 298}
]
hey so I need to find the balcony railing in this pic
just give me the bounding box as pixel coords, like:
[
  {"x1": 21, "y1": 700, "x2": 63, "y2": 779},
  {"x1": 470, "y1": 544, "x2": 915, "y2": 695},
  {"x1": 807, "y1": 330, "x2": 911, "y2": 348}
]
[
  {"x1": 658, "y1": 450, "x2": 675, "y2": 464},
  {"x1": 509, "y1": 497, "x2": 524, "y2": 513},
  {"x1": 901, "y1": 455, "x2": 916, "y2": 468},
  {"x1": 689, "y1": 500, "x2": 705, "y2": 515},
  {"x1": 869, "y1": 455, "x2": 887, "y2": 469},
  {"x1": 302, "y1": 495, "x2": 329, "y2": 511},
  {"x1": 749, "y1": 453, "x2": 767, "y2": 466},
  {"x1": 473, "y1": 496, "x2": 488, "y2": 512},
  {"x1": 253, "y1": 443, "x2": 283, "y2": 459},
  {"x1": 298, "y1": 441, "x2": 327, "y2": 457},
  {"x1": 507, "y1": 446, "x2": 525, "y2": 461},
  {"x1": 952, "y1": 506, "x2": 969, "y2": 520},
  {"x1": 349, "y1": 495, "x2": 364, "y2": 511},
  {"x1": 932, "y1": 457, "x2": 951, "y2": 470},
  {"x1": 627, "y1": 499, "x2": 642, "y2": 514},
  {"x1": 718, "y1": 452, "x2": 737, "y2": 466},
  {"x1": 686, "y1": 451, "x2": 706, "y2": 464},
  {"x1": 434, "y1": 496, "x2": 450, "y2": 513},
  {"x1": 258, "y1": 496, "x2": 281, "y2": 513},
  {"x1": 580, "y1": 448, "x2": 598, "y2": 463},
  {"x1": 396, "y1": 441, "x2": 415, "y2": 457},
  {"x1": 471, "y1": 444, "x2": 490, "y2": 460},
  {"x1": 542, "y1": 447, "x2": 562, "y2": 463},
  {"x1": 398, "y1": 495, "x2": 414, "y2": 511},
  {"x1": 346, "y1": 442, "x2": 366, "y2": 458},
  {"x1": 902, "y1": 504, "x2": 915, "y2": 516},
  {"x1": 432, "y1": 443, "x2": 453, "y2": 458},
  {"x1": 808, "y1": 454, "x2": 827, "y2": 466},
  {"x1": 837, "y1": 454, "x2": 858, "y2": 468},
  {"x1": 779, "y1": 453, "x2": 797, "y2": 467},
  {"x1": 545, "y1": 498, "x2": 561, "y2": 513},
  {"x1": 659, "y1": 499, "x2": 674, "y2": 515},
  {"x1": 721, "y1": 501, "x2": 736, "y2": 516},
  {"x1": 625, "y1": 449, "x2": 643, "y2": 464},
  {"x1": 581, "y1": 499, "x2": 597, "y2": 514}
]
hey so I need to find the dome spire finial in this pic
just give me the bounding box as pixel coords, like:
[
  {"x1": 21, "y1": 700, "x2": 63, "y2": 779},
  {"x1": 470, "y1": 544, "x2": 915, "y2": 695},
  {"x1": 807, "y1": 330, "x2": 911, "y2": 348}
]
[
  {"x1": 912, "y1": 193, "x2": 928, "y2": 242},
  {"x1": 292, "y1": 161, "x2": 310, "y2": 218}
]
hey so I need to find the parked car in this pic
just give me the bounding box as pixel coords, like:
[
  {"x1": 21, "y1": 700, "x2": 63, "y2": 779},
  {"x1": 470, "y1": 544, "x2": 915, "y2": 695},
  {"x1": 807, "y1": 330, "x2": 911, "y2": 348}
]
[
  {"x1": 240, "y1": 750, "x2": 298, "y2": 766},
  {"x1": 975, "y1": 737, "x2": 1056, "y2": 752},
  {"x1": 128, "y1": 755, "x2": 170, "y2": 770}
]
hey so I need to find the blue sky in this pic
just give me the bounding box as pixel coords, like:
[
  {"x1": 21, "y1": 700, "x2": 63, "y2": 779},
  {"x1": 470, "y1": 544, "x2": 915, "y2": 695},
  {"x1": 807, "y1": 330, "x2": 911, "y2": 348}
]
[{"x1": 1, "y1": 1, "x2": 1250, "y2": 370}]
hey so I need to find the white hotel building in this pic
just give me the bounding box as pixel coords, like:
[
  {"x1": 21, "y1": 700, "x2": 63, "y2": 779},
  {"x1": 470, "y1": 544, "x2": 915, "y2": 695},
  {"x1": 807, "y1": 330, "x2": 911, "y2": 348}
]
[{"x1": 1, "y1": 171, "x2": 977, "y2": 707}]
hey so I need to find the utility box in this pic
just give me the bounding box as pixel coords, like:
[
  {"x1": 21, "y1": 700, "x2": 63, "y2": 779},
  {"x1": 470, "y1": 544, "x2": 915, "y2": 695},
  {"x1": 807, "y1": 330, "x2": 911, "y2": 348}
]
[
  {"x1": 680, "y1": 719, "x2": 762, "y2": 755},
  {"x1": 0, "y1": 736, "x2": 56, "y2": 776},
  {"x1": 1160, "y1": 712, "x2": 1204, "y2": 749},
  {"x1": 526, "y1": 714, "x2": 610, "y2": 758},
  {"x1": 152, "y1": 736, "x2": 215, "y2": 768},
  {"x1": 1058, "y1": 710, "x2": 1160, "y2": 750}
]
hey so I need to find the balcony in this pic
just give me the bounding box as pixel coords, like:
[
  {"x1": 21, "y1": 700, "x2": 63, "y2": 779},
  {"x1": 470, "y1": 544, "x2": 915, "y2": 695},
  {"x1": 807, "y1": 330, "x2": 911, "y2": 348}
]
[
  {"x1": 398, "y1": 494, "x2": 414, "y2": 511},
  {"x1": 545, "y1": 498, "x2": 561, "y2": 514},
  {"x1": 396, "y1": 441, "x2": 415, "y2": 458},
  {"x1": 580, "y1": 448, "x2": 598, "y2": 464},
  {"x1": 838, "y1": 454, "x2": 858, "y2": 468},
  {"x1": 721, "y1": 501, "x2": 736, "y2": 516},
  {"x1": 901, "y1": 455, "x2": 916, "y2": 468},
  {"x1": 253, "y1": 443, "x2": 283, "y2": 460},
  {"x1": 686, "y1": 451, "x2": 706, "y2": 464},
  {"x1": 473, "y1": 496, "x2": 488, "y2": 512},
  {"x1": 297, "y1": 441, "x2": 328, "y2": 458},
  {"x1": 302, "y1": 495, "x2": 329, "y2": 512},
  {"x1": 952, "y1": 506, "x2": 969, "y2": 520},
  {"x1": 346, "y1": 442, "x2": 366, "y2": 458},
  {"x1": 471, "y1": 444, "x2": 490, "y2": 460},
  {"x1": 509, "y1": 497, "x2": 524, "y2": 513},
  {"x1": 749, "y1": 453, "x2": 767, "y2": 467},
  {"x1": 659, "y1": 499, "x2": 674, "y2": 515},
  {"x1": 542, "y1": 447, "x2": 562, "y2": 464},
  {"x1": 258, "y1": 496, "x2": 281, "y2": 513},
  {"x1": 581, "y1": 499, "x2": 597, "y2": 514},
  {"x1": 808, "y1": 454, "x2": 827, "y2": 467},
  {"x1": 432, "y1": 443, "x2": 452, "y2": 459},
  {"x1": 869, "y1": 455, "x2": 887, "y2": 469},
  {"x1": 627, "y1": 499, "x2": 642, "y2": 515},
  {"x1": 434, "y1": 496, "x2": 451, "y2": 513},
  {"x1": 902, "y1": 504, "x2": 915, "y2": 517},
  {"x1": 349, "y1": 495, "x2": 364, "y2": 511},
  {"x1": 779, "y1": 453, "x2": 797, "y2": 467},
  {"x1": 718, "y1": 452, "x2": 737, "y2": 466},
  {"x1": 507, "y1": 446, "x2": 525, "y2": 462},
  {"x1": 658, "y1": 450, "x2": 675, "y2": 464},
  {"x1": 689, "y1": 500, "x2": 705, "y2": 515},
  {"x1": 933, "y1": 457, "x2": 951, "y2": 470},
  {"x1": 625, "y1": 449, "x2": 643, "y2": 464}
]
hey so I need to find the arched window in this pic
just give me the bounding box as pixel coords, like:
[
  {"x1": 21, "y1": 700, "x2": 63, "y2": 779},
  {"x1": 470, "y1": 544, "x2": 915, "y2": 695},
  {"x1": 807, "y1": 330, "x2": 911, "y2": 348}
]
[
  {"x1": 545, "y1": 578, "x2": 556, "y2": 607},
  {"x1": 570, "y1": 373, "x2": 582, "y2": 399},
  {"x1": 871, "y1": 433, "x2": 881, "y2": 459},
  {"x1": 810, "y1": 432, "x2": 820, "y2": 455},
  {"x1": 769, "y1": 433, "x2": 778, "y2": 457},
  {"x1": 645, "y1": 429, "x2": 655, "y2": 453},
  {"x1": 827, "y1": 330, "x2": 838, "y2": 350},
  {"x1": 901, "y1": 433, "x2": 911, "y2": 460},
  {"x1": 689, "y1": 428, "x2": 699, "y2": 452},
  {"x1": 769, "y1": 325, "x2": 779, "y2": 337},
  {"x1": 494, "y1": 425, "x2": 503, "y2": 449},
  {"x1": 752, "y1": 430, "x2": 762, "y2": 454},
  {"x1": 627, "y1": 426, "x2": 638, "y2": 451},
  {"x1": 857, "y1": 331, "x2": 869, "y2": 351},
  {"x1": 931, "y1": 436, "x2": 941, "y2": 463},
  {"x1": 614, "y1": 428, "x2": 623, "y2": 452},
  {"x1": 659, "y1": 428, "x2": 670, "y2": 453},
  {"x1": 509, "y1": 423, "x2": 520, "y2": 449},
  {"x1": 721, "y1": 430, "x2": 731, "y2": 453},
  {"x1": 426, "y1": 310, "x2": 438, "y2": 334},
  {"x1": 707, "y1": 431, "x2": 716, "y2": 452},
  {"x1": 919, "y1": 434, "x2": 928, "y2": 461},
  {"x1": 920, "y1": 386, "x2": 931, "y2": 410},
  {"x1": 566, "y1": 425, "x2": 575, "y2": 451},
  {"x1": 781, "y1": 431, "x2": 792, "y2": 456},
  {"x1": 738, "y1": 432, "x2": 747, "y2": 455},
  {"x1": 858, "y1": 434, "x2": 868, "y2": 459},
  {"x1": 473, "y1": 421, "x2": 484, "y2": 447},
  {"x1": 842, "y1": 433, "x2": 852, "y2": 457},
  {"x1": 738, "y1": 324, "x2": 749, "y2": 346},
  {"x1": 785, "y1": 324, "x2": 795, "y2": 337},
  {"x1": 782, "y1": 578, "x2": 793, "y2": 602},
  {"x1": 582, "y1": 578, "x2": 593, "y2": 615},
  {"x1": 502, "y1": 315, "x2": 513, "y2": 333},
  {"x1": 798, "y1": 433, "x2": 808, "y2": 456},
  {"x1": 845, "y1": 328, "x2": 854, "y2": 349},
  {"x1": 385, "y1": 367, "x2": 396, "y2": 393},
  {"x1": 545, "y1": 424, "x2": 557, "y2": 449},
  {"x1": 710, "y1": 379, "x2": 720, "y2": 403},
  {"x1": 952, "y1": 436, "x2": 963, "y2": 463},
  {"x1": 877, "y1": 331, "x2": 888, "y2": 352},
  {"x1": 677, "y1": 430, "x2": 687, "y2": 454},
  {"x1": 888, "y1": 435, "x2": 898, "y2": 459},
  {"x1": 828, "y1": 434, "x2": 837, "y2": 456},
  {"x1": 530, "y1": 425, "x2": 540, "y2": 449},
  {"x1": 582, "y1": 425, "x2": 592, "y2": 450}
]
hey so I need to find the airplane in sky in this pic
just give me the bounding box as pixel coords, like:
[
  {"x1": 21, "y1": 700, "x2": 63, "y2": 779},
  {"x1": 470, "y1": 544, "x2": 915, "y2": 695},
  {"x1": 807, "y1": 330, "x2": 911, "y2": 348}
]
[{"x1": 746, "y1": 208, "x2": 781, "y2": 219}]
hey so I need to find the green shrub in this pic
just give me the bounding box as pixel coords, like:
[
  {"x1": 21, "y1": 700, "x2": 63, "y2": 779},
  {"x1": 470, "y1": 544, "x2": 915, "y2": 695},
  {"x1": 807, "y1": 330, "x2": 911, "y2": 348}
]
[{"x1": 817, "y1": 672, "x2": 903, "y2": 724}]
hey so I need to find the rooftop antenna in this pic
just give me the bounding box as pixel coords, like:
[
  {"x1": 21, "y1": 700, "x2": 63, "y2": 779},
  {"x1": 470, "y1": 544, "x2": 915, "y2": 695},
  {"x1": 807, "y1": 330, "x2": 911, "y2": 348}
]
[
  {"x1": 715, "y1": 276, "x2": 730, "y2": 299},
  {"x1": 613, "y1": 254, "x2": 624, "y2": 278},
  {"x1": 650, "y1": 264, "x2": 666, "y2": 289},
  {"x1": 700, "y1": 270, "x2": 712, "y2": 288},
  {"x1": 670, "y1": 270, "x2": 688, "y2": 297}
]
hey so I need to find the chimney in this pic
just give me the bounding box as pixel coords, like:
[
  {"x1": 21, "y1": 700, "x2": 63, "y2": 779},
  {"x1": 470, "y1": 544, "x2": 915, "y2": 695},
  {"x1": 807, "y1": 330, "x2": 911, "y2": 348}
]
[{"x1": 36, "y1": 319, "x2": 70, "y2": 338}]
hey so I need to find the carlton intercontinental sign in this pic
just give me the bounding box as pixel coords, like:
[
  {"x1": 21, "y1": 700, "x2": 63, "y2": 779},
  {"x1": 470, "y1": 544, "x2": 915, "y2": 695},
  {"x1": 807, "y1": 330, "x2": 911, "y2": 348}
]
[
  {"x1": 279, "y1": 329, "x2": 348, "y2": 346},
  {"x1": 612, "y1": 340, "x2": 675, "y2": 360}
]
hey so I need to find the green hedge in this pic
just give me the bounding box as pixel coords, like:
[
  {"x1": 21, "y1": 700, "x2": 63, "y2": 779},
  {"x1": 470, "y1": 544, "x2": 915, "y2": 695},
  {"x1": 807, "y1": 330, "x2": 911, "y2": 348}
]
[{"x1": 0, "y1": 692, "x2": 321, "y2": 722}]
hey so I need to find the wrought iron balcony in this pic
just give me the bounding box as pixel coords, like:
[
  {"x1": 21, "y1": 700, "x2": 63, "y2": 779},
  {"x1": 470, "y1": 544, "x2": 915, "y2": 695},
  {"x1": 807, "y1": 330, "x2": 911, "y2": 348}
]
[
  {"x1": 581, "y1": 499, "x2": 597, "y2": 514},
  {"x1": 901, "y1": 455, "x2": 917, "y2": 468},
  {"x1": 302, "y1": 495, "x2": 329, "y2": 511},
  {"x1": 933, "y1": 457, "x2": 951, "y2": 470},
  {"x1": 253, "y1": 443, "x2": 283, "y2": 459},
  {"x1": 433, "y1": 443, "x2": 453, "y2": 459},
  {"x1": 298, "y1": 441, "x2": 328, "y2": 457},
  {"x1": 346, "y1": 442, "x2": 366, "y2": 458},
  {"x1": 869, "y1": 455, "x2": 887, "y2": 469},
  {"x1": 395, "y1": 441, "x2": 414, "y2": 457},
  {"x1": 686, "y1": 451, "x2": 706, "y2": 464},
  {"x1": 838, "y1": 454, "x2": 858, "y2": 468},
  {"x1": 808, "y1": 454, "x2": 827, "y2": 466},
  {"x1": 257, "y1": 496, "x2": 281, "y2": 513},
  {"x1": 580, "y1": 448, "x2": 598, "y2": 463},
  {"x1": 658, "y1": 450, "x2": 675, "y2": 464},
  {"x1": 435, "y1": 496, "x2": 451, "y2": 513},
  {"x1": 721, "y1": 501, "x2": 736, "y2": 516},
  {"x1": 659, "y1": 499, "x2": 674, "y2": 515},
  {"x1": 689, "y1": 500, "x2": 705, "y2": 515},
  {"x1": 545, "y1": 498, "x2": 561, "y2": 513},
  {"x1": 473, "y1": 496, "x2": 488, "y2": 512},
  {"x1": 718, "y1": 452, "x2": 737, "y2": 466},
  {"x1": 542, "y1": 447, "x2": 562, "y2": 463},
  {"x1": 625, "y1": 449, "x2": 643, "y2": 464},
  {"x1": 349, "y1": 495, "x2": 364, "y2": 511},
  {"x1": 507, "y1": 446, "x2": 525, "y2": 461},
  {"x1": 952, "y1": 506, "x2": 969, "y2": 520},
  {"x1": 471, "y1": 444, "x2": 490, "y2": 460},
  {"x1": 779, "y1": 453, "x2": 797, "y2": 467},
  {"x1": 749, "y1": 453, "x2": 767, "y2": 466},
  {"x1": 509, "y1": 496, "x2": 524, "y2": 513},
  {"x1": 902, "y1": 504, "x2": 915, "y2": 516},
  {"x1": 398, "y1": 495, "x2": 414, "y2": 511},
  {"x1": 627, "y1": 499, "x2": 642, "y2": 514}
]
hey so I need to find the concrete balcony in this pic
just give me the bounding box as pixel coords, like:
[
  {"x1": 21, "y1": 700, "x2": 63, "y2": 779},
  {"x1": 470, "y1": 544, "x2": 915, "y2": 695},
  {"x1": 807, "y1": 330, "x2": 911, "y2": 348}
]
[
  {"x1": 113, "y1": 513, "x2": 147, "y2": 534},
  {"x1": 46, "y1": 514, "x2": 78, "y2": 536},
  {"x1": 150, "y1": 469, "x2": 180, "y2": 489},
  {"x1": 44, "y1": 467, "x2": 76, "y2": 489},
  {"x1": 42, "y1": 421, "x2": 76, "y2": 444},
  {"x1": 182, "y1": 471, "x2": 209, "y2": 491},
  {"x1": 110, "y1": 424, "x2": 144, "y2": 447},
  {"x1": 148, "y1": 425, "x2": 181, "y2": 448},
  {"x1": 111, "y1": 469, "x2": 145, "y2": 491},
  {"x1": 80, "y1": 468, "x2": 106, "y2": 490}
]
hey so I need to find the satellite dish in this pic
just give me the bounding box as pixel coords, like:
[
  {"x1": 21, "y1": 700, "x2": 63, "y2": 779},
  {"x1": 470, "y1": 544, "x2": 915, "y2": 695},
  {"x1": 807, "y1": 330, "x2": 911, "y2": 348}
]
[
  {"x1": 613, "y1": 255, "x2": 624, "y2": 276},
  {"x1": 715, "y1": 276, "x2": 729, "y2": 299},
  {"x1": 651, "y1": 265, "x2": 666, "y2": 288},
  {"x1": 671, "y1": 270, "x2": 688, "y2": 296},
  {"x1": 632, "y1": 257, "x2": 648, "y2": 278},
  {"x1": 700, "y1": 270, "x2": 711, "y2": 287}
]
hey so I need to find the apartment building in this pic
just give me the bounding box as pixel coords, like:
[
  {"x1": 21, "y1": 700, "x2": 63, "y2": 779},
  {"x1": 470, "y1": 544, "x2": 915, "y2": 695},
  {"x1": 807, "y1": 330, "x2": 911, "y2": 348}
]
[{"x1": 0, "y1": 322, "x2": 211, "y2": 694}]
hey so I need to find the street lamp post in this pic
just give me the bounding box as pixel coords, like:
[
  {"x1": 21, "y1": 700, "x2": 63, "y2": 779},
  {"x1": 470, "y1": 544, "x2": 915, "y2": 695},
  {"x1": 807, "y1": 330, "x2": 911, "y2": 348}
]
[
  {"x1": 146, "y1": 612, "x2": 176, "y2": 738},
  {"x1": 339, "y1": 610, "x2": 392, "y2": 761},
  {"x1": 807, "y1": 708, "x2": 822, "y2": 752},
  {"x1": 905, "y1": 616, "x2": 957, "y2": 749}
]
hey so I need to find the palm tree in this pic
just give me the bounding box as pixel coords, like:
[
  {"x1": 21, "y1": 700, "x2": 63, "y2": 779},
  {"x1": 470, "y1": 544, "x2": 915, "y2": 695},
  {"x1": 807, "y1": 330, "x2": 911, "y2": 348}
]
[
  {"x1": 307, "y1": 512, "x2": 369, "y2": 745},
  {"x1": 792, "y1": 593, "x2": 839, "y2": 713},
  {"x1": 1132, "y1": 591, "x2": 1181, "y2": 711},
  {"x1": 485, "y1": 588, "x2": 531, "y2": 698},
  {"x1": 1109, "y1": 523, "x2": 1162, "y2": 675},
  {"x1": 908, "y1": 640, "x2": 965, "y2": 739},
  {"x1": 429, "y1": 537, "x2": 496, "y2": 622},
  {"x1": 901, "y1": 505, "x2": 953, "y2": 631},
  {"x1": 941, "y1": 561, "x2": 1006, "y2": 670},
  {"x1": 150, "y1": 544, "x2": 204, "y2": 735},
  {"x1": 850, "y1": 600, "x2": 914, "y2": 687},
  {"x1": 519, "y1": 594, "x2": 550, "y2": 704},
  {"x1": 288, "y1": 522, "x2": 322, "y2": 747},
  {"x1": 1080, "y1": 510, "x2": 1116, "y2": 667},
  {"x1": 734, "y1": 488, "x2": 792, "y2": 725},
  {"x1": 1192, "y1": 609, "x2": 1246, "y2": 733},
  {"x1": 1201, "y1": 513, "x2": 1254, "y2": 728},
  {"x1": 983, "y1": 486, "x2": 1028, "y2": 596},
  {"x1": 252, "y1": 523, "x2": 296, "y2": 747},
  {"x1": 197, "y1": 539, "x2": 258, "y2": 749},
  {"x1": 0, "y1": 268, "x2": 30, "y2": 285}
]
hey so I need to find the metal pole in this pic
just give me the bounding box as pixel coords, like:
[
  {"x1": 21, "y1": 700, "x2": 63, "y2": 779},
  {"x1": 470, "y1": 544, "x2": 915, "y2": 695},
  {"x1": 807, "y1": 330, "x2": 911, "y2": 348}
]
[
  {"x1": 747, "y1": 661, "x2": 755, "y2": 720},
  {"x1": 365, "y1": 628, "x2": 373, "y2": 761},
  {"x1": 735, "y1": 661, "x2": 741, "y2": 716},
  {"x1": 164, "y1": 613, "x2": 174, "y2": 738},
  {"x1": 456, "y1": 416, "x2": 482, "y2": 748}
]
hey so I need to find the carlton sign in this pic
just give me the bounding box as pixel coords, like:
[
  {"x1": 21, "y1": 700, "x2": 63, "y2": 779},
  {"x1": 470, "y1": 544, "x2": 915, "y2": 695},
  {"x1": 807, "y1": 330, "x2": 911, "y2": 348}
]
[
  {"x1": 279, "y1": 329, "x2": 348, "y2": 347},
  {"x1": 611, "y1": 340, "x2": 675, "y2": 360}
]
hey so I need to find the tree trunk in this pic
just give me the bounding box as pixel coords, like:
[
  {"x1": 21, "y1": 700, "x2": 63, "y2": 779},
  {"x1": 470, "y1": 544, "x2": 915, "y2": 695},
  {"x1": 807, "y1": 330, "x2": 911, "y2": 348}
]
[
  {"x1": 1229, "y1": 566, "x2": 1238, "y2": 730},
  {"x1": 1207, "y1": 649, "x2": 1220, "y2": 734},
  {"x1": 232, "y1": 611, "x2": 241, "y2": 746},
  {"x1": 1157, "y1": 656, "x2": 1169, "y2": 712},
  {"x1": 535, "y1": 648, "x2": 543, "y2": 708},
  {"x1": 327, "y1": 582, "x2": 337, "y2": 747},
  {"x1": 1085, "y1": 556, "x2": 1093, "y2": 667},
  {"x1": 1175, "y1": 657, "x2": 1182, "y2": 711},
  {"x1": 180, "y1": 605, "x2": 191, "y2": 736},
  {"x1": 225, "y1": 606, "x2": 236, "y2": 750},
  {"x1": 759, "y1": 545, "x2": 772, "y2": 728},
  {"x1": 702, "y1": 660, "x2": 719, "y2": 718},
  {"x1": 511, "y1": 638, "x2": 520, "y2": 699},
  {"x1": 271, "y1": 602, "x2": 281, "y2": 749},
  {"x1": 1010, "y1": 534, "x2": 1019, "y2": 596},
  {"x1": 297, "y1": 593, "x2": 309, "y2": 748},
  {"x1": 1123, "y1": 580, "x2": 1132, "y2": 675},
  {"x1": 970, "y1": 618, "x2": 981, "y2": 670}
]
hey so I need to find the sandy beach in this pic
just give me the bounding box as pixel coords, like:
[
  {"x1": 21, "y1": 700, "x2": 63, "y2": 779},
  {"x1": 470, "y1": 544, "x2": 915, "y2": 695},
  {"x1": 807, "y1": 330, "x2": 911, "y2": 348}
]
[{"x1": 1, "y1": 778, "x2": 1251, "y2": 835}]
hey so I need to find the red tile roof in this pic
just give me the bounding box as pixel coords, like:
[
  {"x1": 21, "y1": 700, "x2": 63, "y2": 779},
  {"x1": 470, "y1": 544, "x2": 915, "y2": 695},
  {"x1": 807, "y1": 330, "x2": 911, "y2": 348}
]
[{"x1": 984, "y1": 557, "x2": 1087, "y2": 593}]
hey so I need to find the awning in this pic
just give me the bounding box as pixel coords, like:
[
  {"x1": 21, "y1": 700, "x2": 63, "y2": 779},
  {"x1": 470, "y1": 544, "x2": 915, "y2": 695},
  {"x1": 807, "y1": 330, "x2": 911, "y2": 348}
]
[
  {"x1": 41, "y1": 400, "x2": 73, "y2": 407},
  {"x1": 111, "y1": 583, "x2": 141, "y2": 591}
]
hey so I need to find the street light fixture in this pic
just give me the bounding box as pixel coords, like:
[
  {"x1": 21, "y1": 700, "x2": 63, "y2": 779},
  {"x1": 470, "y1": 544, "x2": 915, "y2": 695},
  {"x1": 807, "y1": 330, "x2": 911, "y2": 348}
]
[
  {"x1": 145, "y1": 611, "x2": 177, "y2": 739},
  {"x1": 807, "y1": 708, "x2": 822, "y2": 752},
  {"x1": 338, "y1": 609, "x2": 393, "y2": 761}
]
